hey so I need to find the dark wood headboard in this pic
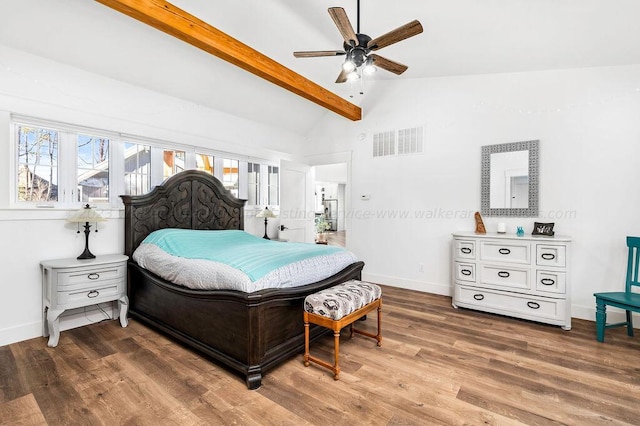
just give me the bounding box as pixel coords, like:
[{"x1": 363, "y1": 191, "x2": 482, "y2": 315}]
[{"x1": 120, "y1": 170, "x2": 246, "y2": 257}]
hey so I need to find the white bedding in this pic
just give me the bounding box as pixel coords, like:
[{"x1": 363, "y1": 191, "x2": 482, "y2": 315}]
[{"x1": 133, "y1": 242, "x2": 359, "y2": 292}]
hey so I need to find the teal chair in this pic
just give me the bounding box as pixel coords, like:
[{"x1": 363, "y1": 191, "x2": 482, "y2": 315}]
[{"x1": 594, "y1": 236, "x2": 640, "y2": 342}]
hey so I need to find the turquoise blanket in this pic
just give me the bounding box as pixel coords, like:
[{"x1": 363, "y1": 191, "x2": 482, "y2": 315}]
[{"x1": 141, "y1": 229, "x2": 344, "y2": 282}]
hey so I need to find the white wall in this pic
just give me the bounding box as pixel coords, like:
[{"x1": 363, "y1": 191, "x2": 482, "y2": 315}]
[
  {"x1": 0, "y1": 45, "x2": 304, "y2": 346},
  {"x1": 304, "y1": 64, "x2": 640, "y2": 323}
]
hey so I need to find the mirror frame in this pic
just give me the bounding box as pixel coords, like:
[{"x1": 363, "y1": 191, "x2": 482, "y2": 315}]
[{"x1": 481, "y1": 140, "x2": 539, "y2": 217}]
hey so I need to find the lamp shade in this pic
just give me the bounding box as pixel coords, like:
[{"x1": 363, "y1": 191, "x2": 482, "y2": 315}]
[
  {"x1": 256, "y1": 207, "x2": 276, "y2": 219},
  {"x1": 68, "y1": 204, "x2": 106, "y2": 223}
]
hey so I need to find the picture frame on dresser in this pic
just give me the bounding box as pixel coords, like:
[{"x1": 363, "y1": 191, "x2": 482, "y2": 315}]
[{"x1": 451, "y1": 231, "x2": 571, "y2": 330}]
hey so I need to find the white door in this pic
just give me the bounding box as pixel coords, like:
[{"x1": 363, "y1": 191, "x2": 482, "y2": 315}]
[{"x1": 279, "y1": 160, "x2": 314, "y2": 243}]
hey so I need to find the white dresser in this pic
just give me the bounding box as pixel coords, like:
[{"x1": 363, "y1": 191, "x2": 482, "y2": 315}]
[
  {"x1": 451, "y1": 232, "x2": 571, "y2": 330},
  {"x1": 41, "y1": 254, "x2": 129, "y2": 347}
]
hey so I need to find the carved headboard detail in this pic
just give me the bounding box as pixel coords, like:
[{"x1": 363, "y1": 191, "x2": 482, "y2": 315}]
[{"x1": 120, "y1": 170, "x2": 246, "y2": 257}]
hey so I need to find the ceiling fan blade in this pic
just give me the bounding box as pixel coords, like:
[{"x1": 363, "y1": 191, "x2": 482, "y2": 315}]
[
  {"x1": 369, "y1": 54, "x2": 408, "y2": 75},
  {"x1": 335, "y1": 69, "x2": 349, "y2": 83},
  {"x1": 368, "y1": 20, "x2": 423, "y2": 51},
  {"x1": 328, "y1": 7, "x2": 359, "y2": 47},
  {"x1": 293, "y1": 50, "x2": 346, "y2": 58}
]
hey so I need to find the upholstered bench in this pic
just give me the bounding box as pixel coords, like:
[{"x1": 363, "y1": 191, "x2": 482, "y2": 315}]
[{"x1": 303, "y1": 280, "x2": 382, "y2": 380}]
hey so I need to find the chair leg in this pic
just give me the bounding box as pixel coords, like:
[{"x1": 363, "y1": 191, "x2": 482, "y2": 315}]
[
  {"x1": 626, "y1": 310, "x2": 635, "y2": 337},
  {"x1": 595, "y1": 299, "x2": 606, "y2": 342}
]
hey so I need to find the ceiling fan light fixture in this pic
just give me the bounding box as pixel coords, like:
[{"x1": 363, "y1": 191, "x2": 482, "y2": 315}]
[
  {"x1": 342, "y1": 59, "x2": 356, "y2": 72},
  {"x1": 346, "y1": 71, "x2": 360, "y2": 82},
  {"x1": 363, "y1": 57, "x2": 377, "y2": 75}
]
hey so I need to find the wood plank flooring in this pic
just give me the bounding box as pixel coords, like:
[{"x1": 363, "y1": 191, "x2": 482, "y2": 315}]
[{"x1": 2, "y1": 286, "x2": 640, "y2": 425}]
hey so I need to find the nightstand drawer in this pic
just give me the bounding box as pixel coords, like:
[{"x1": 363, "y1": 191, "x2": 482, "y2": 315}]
[
  {"x1": 56, "y1": 279, "x2": 124, "y2": 307},
  {"x1": 56, "y1": 264, "x2": 126, "y2": 288}
]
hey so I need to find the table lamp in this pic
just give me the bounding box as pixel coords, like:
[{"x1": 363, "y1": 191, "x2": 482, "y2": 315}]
[
  {"x1": 256, "y1": 207, "x2": 276, "y2": 239},
  {"x1": 68, "y1": 204, "x2": 106, "y2": 259}
]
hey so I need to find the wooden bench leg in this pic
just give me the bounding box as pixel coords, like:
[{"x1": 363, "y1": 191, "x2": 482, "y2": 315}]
[
  {"x1": 303, "y1": 314, "x2": 310, "y2": 367},
  {"x1": 376, "y1": 302, "x2": 383, "y2": 347},
  {"x1": 333, "y1": 330, "x2": 340, "y2": 380}
]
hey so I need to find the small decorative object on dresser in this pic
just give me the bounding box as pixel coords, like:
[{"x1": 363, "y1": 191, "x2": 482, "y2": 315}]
[
  {"x1": 474, "y1": 211, "x2": 487, "y2": 234},
  {"x1": 532, "y1": 222, "x2": 555, "y2": 236},
  {"x1": 452, "y1": 231, "x2": 571, "y2": 330},
  {"x1": 41, "y1": 254, "x2": 129, "y2": 347}
]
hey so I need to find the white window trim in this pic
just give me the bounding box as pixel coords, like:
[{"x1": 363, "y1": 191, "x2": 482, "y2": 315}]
[{"x1": 8, "y1": 115, "x2": 281, "y2": 211}]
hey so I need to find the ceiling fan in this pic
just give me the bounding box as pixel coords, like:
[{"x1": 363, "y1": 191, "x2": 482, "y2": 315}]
[{"x1": 293, "y1": 1, "x2": 423, "y2": 84}]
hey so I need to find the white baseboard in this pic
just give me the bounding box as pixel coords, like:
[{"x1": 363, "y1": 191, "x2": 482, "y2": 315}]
[
  {"x1": 0, "y1": 321, "x2": 42, "y2": 347},
  {"x1": 362, "y1": 272, "x2": 452, "y2": 297},
  {"x1": 0, "y1": 302, "x2": 118, "y2": 347}
]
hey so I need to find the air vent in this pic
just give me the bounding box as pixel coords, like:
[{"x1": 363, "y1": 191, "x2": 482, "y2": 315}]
[
  {"x1": 398, "y1": 127, "x2": 424, "y2": 155},
  {"x1": 372, "y1": 131, "x2": 395, "y2": 157},
  {"x1": 372, "y1": 126, "x2": 424, "y2": 158}
]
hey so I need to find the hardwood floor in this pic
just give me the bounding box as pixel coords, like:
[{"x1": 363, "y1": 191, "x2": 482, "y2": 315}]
[
  {"x1": 326, "y1": 230, "x2": 346, "y2": 247},
  {"x1": 2, "y1": 286, "x2": 640, "y2": 425}
]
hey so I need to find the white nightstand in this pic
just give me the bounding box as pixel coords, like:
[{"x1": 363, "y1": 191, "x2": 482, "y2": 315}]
[{"x1": 41, "y1": 254, "x2": 129, "y2": 347}]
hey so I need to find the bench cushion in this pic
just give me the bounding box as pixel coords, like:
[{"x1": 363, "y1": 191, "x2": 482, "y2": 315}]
[{"x1": 304, "y1": 280, "x2": 382, "y2": 320}]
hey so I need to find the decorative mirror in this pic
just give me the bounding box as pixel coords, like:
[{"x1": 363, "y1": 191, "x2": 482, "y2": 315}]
[{"x1": 481, "y1": 140, "x2": 539, "y2": 217}]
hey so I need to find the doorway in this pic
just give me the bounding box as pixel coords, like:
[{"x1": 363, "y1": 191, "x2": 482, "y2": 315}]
[{"x1": 313, "y1": 163, "x2": 347, "y2": 247}]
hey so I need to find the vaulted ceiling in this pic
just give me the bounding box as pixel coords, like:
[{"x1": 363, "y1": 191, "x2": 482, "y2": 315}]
[{"x1": 1, "y1": 0, "x2": 640, "y2": 135}]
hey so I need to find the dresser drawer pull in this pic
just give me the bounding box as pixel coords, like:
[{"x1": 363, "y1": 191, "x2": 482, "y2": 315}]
[
  {"x1": 498, "y1": 248, "x2": 511, "y2": 255},
  {"x1": 540, "y1": 278, "x2": 555, "y2": 286},
  {"x1": 460, "y1": 269, "x2": 472, "y2": 276},
  {"x1": 473, "y1": 294, "x2": 485, "y2": 301},
  {"x1": 527, "y1": 301, "x2": 540, "y2": 309},
  {"x1": 497, "y1": 271, "x2": 510, "y2": 278},
  {"x1": 87, "y1": 290, "x2": 100, "y2": 298},
  {"x1": 461, "y1": 247, "x2": 472, "y2": 254},
  {"x1": 541, "y1": 253, "x2": 556, "y2": 260},
  {"x1": 87, "y1": 273, "x2": 100, "y2": 280}
]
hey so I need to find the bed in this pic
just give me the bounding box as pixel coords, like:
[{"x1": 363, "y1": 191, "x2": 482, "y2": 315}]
[{"x1": 120, "y1": 170, "x2": 364, "y2": 389}]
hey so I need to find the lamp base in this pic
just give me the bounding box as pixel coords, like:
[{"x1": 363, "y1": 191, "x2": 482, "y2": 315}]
[
  {"x1": 77, "y1": 250, "x2": 96, "y2": 260},
  {"x1": 262, "y1": 217, "x2": 270, "y2": 239},
  {"x1": 77, "y1": 221, "x2": 96, "y2": 259}
]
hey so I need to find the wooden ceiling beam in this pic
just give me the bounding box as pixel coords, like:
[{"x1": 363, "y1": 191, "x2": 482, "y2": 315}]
[{"x1": 95, "y1": 0, "x2": 361, "y2": 121}]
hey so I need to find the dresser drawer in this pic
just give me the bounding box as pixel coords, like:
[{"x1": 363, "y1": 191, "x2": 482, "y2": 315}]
[
  {"x1": 480, "y1": 241, "x2": 530, "y2": 265},
  {"x1": 456, "y1": 285, "x2": 566, "y2": 322},
  {"x1": 479, "y1": 265, "x2": 530, "y2": 291},
  {"x1": 535, "y1": 270, "x2": 566, "y2": 294},
  {"x1": 56, "y1": 279, "x2": 124, "y2": 307},
  {"x1": 536, "y1": 244, "x2": 566, "y2": 268},
  {"x1": 56, "y1": 263, "x2": 126, "y2": 289},
  {"x1": 454, "y1": 240, "x2": 476, "y2": 260},
  {"x1": 455, "y1": 262, "x2": 476, "y2": 282}
]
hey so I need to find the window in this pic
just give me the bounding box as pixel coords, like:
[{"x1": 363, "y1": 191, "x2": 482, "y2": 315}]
[
  {"x1": 77, "y1": 134, "x2": 109, "y2": 204},
  {"x1": 163, "y1": 149, "x2": 185, "y2": 180},
  {"x1": 267, "y1": 165, "x2": 279, "y2": 205},
  {"x1": 123, "y1": 142, "x2": 151, "y2": 196},
  {"x1": 11, "y1": 116, "x2": 280, "y2": 209},
  {"x1": 17, "y1": 124, "x2": 59, "y2": 202},
  {"x1": 196, "y1": 153, "x2": 214, "y2": 174},
  {"x1": 247, "y1": 162, "x2": 260, "y2": 205},
  {"x1": 222, "y1": 158, "x2": 239, "y2": 197}
]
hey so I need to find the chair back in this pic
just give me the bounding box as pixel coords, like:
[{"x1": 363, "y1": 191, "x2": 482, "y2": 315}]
[{"x1": 626, "y1": 236, "x2": 640, "y2": 293}]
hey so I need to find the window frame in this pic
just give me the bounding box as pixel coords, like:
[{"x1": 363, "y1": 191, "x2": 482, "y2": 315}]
[{"x1": 9, "y1": 115, "x2": 280, "y2": 211}]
